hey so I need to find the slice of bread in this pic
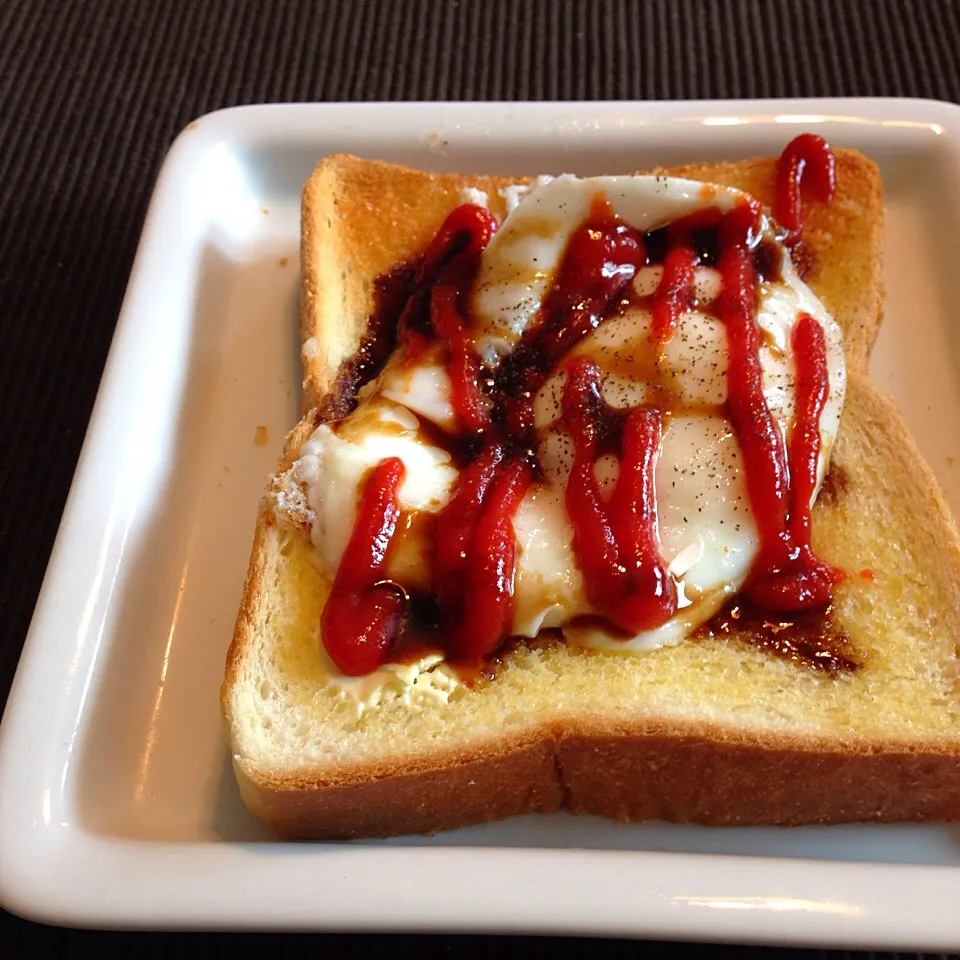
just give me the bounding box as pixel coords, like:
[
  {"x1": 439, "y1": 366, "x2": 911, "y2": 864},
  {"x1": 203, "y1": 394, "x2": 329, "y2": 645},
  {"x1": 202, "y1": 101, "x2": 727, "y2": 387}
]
[{"x1": 223, "y1": 152, "x2": 960, "y2": 840}]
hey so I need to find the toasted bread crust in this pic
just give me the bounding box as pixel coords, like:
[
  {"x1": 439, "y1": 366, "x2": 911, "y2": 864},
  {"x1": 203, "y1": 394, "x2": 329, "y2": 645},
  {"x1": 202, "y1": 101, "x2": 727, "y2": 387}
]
[
  {"x1": 560, "y1": 733, "x2": 960, "y2": 826},
  {"x1": 235, "y1": 736, "x2": 563, "y2": 840},
  {"x1": 223, "y1": 151, "x2": 960, "y2": 840},
  {"x1": 235, "y1": 740, "x2": 960, "y2": 840},
  {"x1": 230, "y1": 708, "x2": 960, "y2": 841}
]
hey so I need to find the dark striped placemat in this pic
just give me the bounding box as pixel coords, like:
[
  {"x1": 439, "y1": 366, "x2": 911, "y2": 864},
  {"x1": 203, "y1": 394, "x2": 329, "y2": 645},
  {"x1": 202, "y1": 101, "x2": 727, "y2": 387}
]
[{"x1": 1, "y1": 0, "x2": 959, "y2": 956}]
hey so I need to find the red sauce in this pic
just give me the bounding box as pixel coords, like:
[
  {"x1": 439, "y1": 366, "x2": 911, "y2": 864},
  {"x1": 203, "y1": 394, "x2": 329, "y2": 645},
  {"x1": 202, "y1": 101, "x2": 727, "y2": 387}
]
[
  {"x1": 562, "y1": 357, "x2": 677, "y2": 632},
  {"x1": 652, "y1": 245, "x2": 698, "y2": 345},
  {"x1": 776, "y1": 133, "x2": 837, "y2": 235},
  {"x1": 422, "y1": 204, "x2": 499, "y2": 433},
  {"x1": 321, "y1": 458, "x2": 407, "y2": 675},
  {"x1": 433, "y1": 444, "x2": 504, "y2": 626},
  {"x1": 715, "y1": 204, "x2": 843, "y2": 610},
  {"x1": 451, "y1": 458, "x2": 532, "y2": 656},
  {"x1": 418, "y1": 203, "x2": 498, "y2": 280},
  {"x1": 524, "y1": 197, "x2": 644, "y2": 372},
  {"x1": 320, "y1": 146, "x2": 845, "y2": 674},
  {"x1": 431, "y1": 282, "x2": 492, "y2": 433},
  {"x1": 747, "y1": 311, "x2": 844, "y2": 608}
]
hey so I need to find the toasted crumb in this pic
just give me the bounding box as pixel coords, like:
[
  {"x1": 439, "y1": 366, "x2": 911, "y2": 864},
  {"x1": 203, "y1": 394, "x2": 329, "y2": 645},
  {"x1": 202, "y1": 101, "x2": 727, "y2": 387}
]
[
  {"x1": 948, "y1": 455, "x2": 955, "y2": 467},
  {"x1": 261, "y1": 208, "x2": 270, "y2": 216},
  {"x1": 187, "y1": 121, "x2": 199, "y2": 131},
  {"x1": 279, "y1": 256, "x2": 289, "y2": 266},
  {"x1": 254, "y1": 425, "x2": 270, "y2": 446}
]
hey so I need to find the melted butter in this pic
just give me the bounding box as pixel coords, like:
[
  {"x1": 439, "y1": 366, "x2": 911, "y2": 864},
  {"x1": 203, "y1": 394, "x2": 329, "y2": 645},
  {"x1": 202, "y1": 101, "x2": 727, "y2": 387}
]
[{"x1": 319, "y1": 644, "x2": 461, "y2": 717}]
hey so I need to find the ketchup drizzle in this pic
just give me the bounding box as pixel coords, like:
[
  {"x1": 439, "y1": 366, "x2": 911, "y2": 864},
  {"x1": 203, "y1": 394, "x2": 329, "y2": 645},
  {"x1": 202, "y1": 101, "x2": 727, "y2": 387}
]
[
  {"x1": 528, "y1": 198, "x2": 645, "y2": 368},
  {"x1": 423, "y1": 204, "x2": 499, "y2": 433},
  {"x1": 434, "y1": 443, "x2": 505, "y2": 619},
  {"x1": 562, "y1": 357, "x2": 677, "y2": 632},
  {"x1": 715, "y1": 201, "x2": 791, "y2": 542},
  {"x1": 495, "y1": 198, "x2": 645, "y2": 438},
  {"x1": 714, "y1": 202, "x2": 842, "y2": 610},
  {"x1": 431, "y1": 281, "x2": 492, "y2": 433},
  {"x1": 418, "y1": 203, "x2": 498, "y2": 280},
  {"x1": 321, "y1": 458, "x2": 407, "y2": 675},
  {"x1": 652, "y1": 245, "x2": 698, "y2": 345},
  {"x1": 453, "y1": 458, "x2": 532, "y2": 657},
  {"x1": 776, "y1": 133, "x2": 837, "y2": 235},
  {"x1": 746, "y1": 312, "x2": 843, "y2": 610}
]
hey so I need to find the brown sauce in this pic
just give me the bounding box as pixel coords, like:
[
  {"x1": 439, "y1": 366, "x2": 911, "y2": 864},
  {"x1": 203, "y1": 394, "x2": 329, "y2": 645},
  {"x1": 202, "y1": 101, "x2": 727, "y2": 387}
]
[
  {"x1": 643, "y1": 221, "x2": 783, "y2": 284},
  {"x1": 314, "y1": 262, "x2": 416, "y2": 425},
  {"x1": 387, "y1": 607, "x2": 503, "y2": 688},
  {"x1": 788, "y1": 238, "x2": 819, "y2": 281},
  {"x1": 696, "y1": 599, "x2": 859, "y2": 674},
  {"x1": 818, "y1": 463, "x2": 850, "y2": 507}
]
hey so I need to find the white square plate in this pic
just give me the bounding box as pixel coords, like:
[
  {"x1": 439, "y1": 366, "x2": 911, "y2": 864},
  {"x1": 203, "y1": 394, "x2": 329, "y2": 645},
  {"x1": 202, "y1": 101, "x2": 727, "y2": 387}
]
[{"x1": 2, "y1": 99, "x2": 960, "y2": 947}]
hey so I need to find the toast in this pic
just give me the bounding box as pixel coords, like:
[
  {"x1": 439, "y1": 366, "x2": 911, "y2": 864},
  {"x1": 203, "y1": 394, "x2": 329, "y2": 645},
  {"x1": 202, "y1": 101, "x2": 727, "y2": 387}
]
[{"x1": 223, "y1": 151, "x2": 960, "y2": 840}]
